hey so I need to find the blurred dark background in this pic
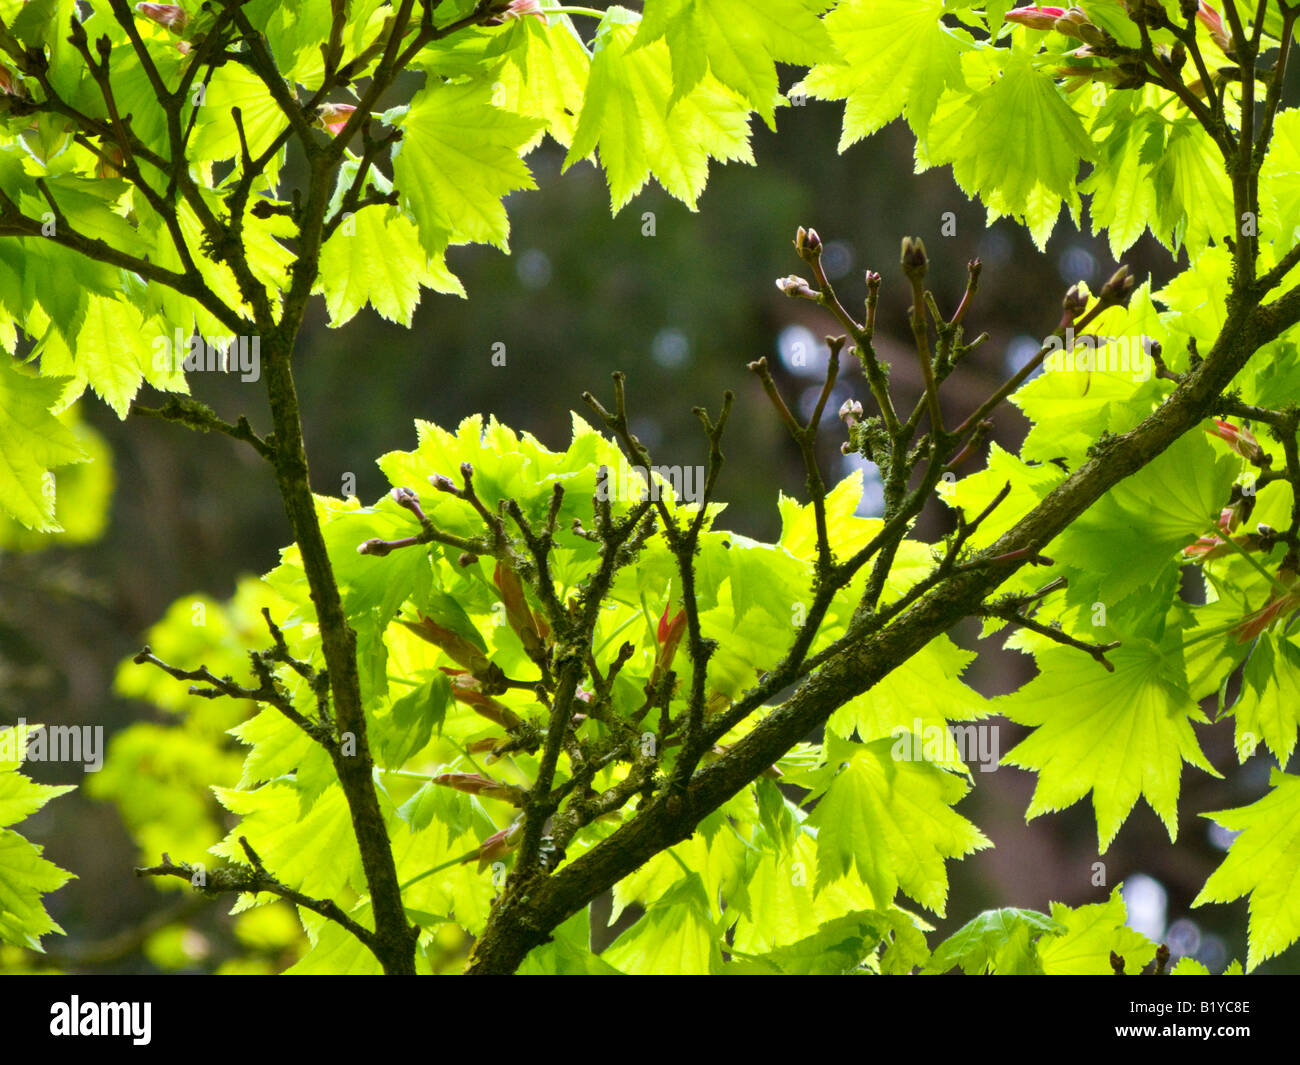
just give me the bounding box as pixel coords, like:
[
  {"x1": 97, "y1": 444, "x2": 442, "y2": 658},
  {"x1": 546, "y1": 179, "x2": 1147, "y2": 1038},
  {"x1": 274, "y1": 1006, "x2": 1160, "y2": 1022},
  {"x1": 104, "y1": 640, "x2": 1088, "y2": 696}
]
[{"x1": 2, "y1": 40, "x2": 1296, "y2": 973}]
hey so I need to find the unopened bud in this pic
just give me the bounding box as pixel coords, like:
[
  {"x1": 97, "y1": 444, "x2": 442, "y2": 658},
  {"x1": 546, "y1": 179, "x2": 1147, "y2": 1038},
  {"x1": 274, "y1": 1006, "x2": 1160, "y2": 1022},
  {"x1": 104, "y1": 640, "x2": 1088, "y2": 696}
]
[
  {"x1": 1098, "y1": 264, "x2": 1136, "y2": 306},
  {"x1": 432, "y1": 772, "x2": 527, "y2": 806},
  {"x1": 503, "y1": 0, "x2": 548, "y2": 21},
  {"x1": 391, "y1": 486, "x2": 426, "y2": 522},
  {"x1": 136, "y1": 3, "x2": 188, "y2": 31},
  {"x1": 357, "y1": 538, "x2": 392, "y2": 556},
  {"x1": 1006, "y1": 4, "x2": 1068, "y2": 30},
  {"x1": 1206, "y1": 418, "x2": 1265, "y2": 463},
  {"x1": 1053, "y1": 8, "x2": 1107, "y2": 45},
  {"x1": 794, "y1": 225, "x2": 822, "y2": 260},
  {"x1": 316, "y1": 102, "x2": 357, "y2": 136},
  {"x1": 1196, "y1": 2, "x2": 1233, "y2": 54},
  {"x1": 838, "y1": 399, "x2": 865, "y2": 426},
  {"x1": 1063, "y1": 283, "x2": 1089, "y2": 318},
  {"x1": 900, "y1": 236, "x2": 927, "y2": 280},
  {"x1": 775, "y1": 275, "x2": 817, "y2": 299}
]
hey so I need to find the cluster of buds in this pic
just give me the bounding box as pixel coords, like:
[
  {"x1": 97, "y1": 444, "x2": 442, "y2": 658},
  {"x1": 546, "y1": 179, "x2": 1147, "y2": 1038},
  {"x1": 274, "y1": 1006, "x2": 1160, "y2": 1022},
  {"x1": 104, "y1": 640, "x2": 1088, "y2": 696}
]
[
  {"x1": 1057, "y1": 5, "x2": 1109, "y2": 43},
  {"x1": 1206, "y1": 418, "x2": 1267, "y2": 464},
  {"x1": 1007, "y1": 5, "x2": 1111, "y2": 44},
  {"x1": 1005, "y1": 7, "x2": 1168, "y2": 92}
]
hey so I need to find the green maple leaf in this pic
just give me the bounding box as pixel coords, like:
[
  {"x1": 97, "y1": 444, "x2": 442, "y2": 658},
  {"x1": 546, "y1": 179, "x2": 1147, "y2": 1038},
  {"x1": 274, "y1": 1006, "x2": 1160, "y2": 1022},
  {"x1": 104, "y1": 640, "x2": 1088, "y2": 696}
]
[
  {"x1": 0, "y1": 830, "x2": 74, "y2": 950},
  {"x1": 1038, "y1": 887, "x2": 1157, "y2": 974},
  {"x1": 610, "y1": 832, "x2": 748, "y2": 927},
  {"x1": 999, "y1": 638, "x2": 1219, "y2": 851},
  {"x1": 211, "y1": 781, "x2": 364, "y2": 903},
  {"x1": 921, "y1": 50, "x2": 1096, "y2": 247},
  {"x1": 923, "y1": 907, "x2": 1065, "y2": 974},
  {"x1": 65, "y1": 296, "x2": 186, "y2": 417},
  {"x1": 804, "y1": 736, "x2": 990, "y2": 914},
  {"x1": 1045, "y1": 429, "x2": 1237, "y2": 606},
  {"x1": 564, "y1": 8, "x2": 755, "y2": 212},
  {"x1": 1230, "y1": 632, "x2": 1300, "y2": 765},
  {"x1": 827, "y1": 638, "x2": 992, "y2": 775},
  {"x1": 603, "y1": 872, "x2": 722, "y2": 974},
  {"x1": 634, "y1": 0, "x2": 831, "y2": 127},
  {"x1": 317, "y1": 204, "x2": 465, "y2": 328},
  {"x1": 802, "y1": 0, "x2": 965, "y2": 147},
  {"x1": 936, "y1": 442, "x2": 1063, "y2": 549},
  {"x1": 0, "y1": 359, "x2": 91, "y2": 531},
  {"x1": 1012, "y1": 293, "x2": 1172, "y2": 469},
  {"x1": 373, "y1": 674, "x2": 451, "y2": 770},
  {"x1": 285, "y1": 915, "x2": 383, "y2": 975},
  {"x1": 728, "y1": 831, "x2": 906, "y2": 953},
  {"x1": 1194, "y1": 770, "x2": 1300, "y2": 971},
  {"x1": 1154, "y1": 245, "x2": 1234, "y2": 352},
  {"x1": 0, "y1": 412, "x2": 112, "y2": 551},
  {"x1": 519, "y1": 908, "x2": 623, "y2": 975},
  {"x1": 0, "y1": 771, "x2": 72, "y2": 833},
  {"x1": 488, "y1": 7, "x2": 591, "y2": 148},
  {"x1": 722, "y1": 909, "x2": 911, "y2": 975},
  {"x1": 190, "y1": 62, "x2": 290, "y2": 170},
  {"x1": 1259, "y1": 108, "x2": 1300, "y2": 246},
  {"x1": 391, "y1": 80, "x2": 542, "y2": 258},
  {"x1": 778, "y1": 468, "x2": 879, "y2": 558},
  {"x1": 0, "y1": 723, "x2": 75, "y2": 950},
  {"x1": 1152, "y1": 118, "x2": 1235, "y2": 256},
  {"x1": 1081, "y1": 109, "x2": 1163, "y2": 257}
]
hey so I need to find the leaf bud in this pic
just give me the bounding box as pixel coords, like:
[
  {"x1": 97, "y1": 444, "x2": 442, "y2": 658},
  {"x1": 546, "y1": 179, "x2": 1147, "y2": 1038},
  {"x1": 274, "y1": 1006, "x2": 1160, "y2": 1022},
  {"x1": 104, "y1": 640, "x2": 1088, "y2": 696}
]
[
  {"x1": 775, "y1": 274, "x2": 817, "y2": 299},
  {"x1": 794, "y1": 225, "x2": 822, "y2": 261},
  {"x1": 900, "y1": 236, "x2": 927, "y2": 281},
  {"x1": 1206, "y1": 418, "x2": 1264, "y2": 463},
  {"x1": 315, "y1": 102, "x2": 357, "y2": 136},
  {"x1": 135, "y1": 4, "x2": 189, "y2": 31},
  {"x1": 1006, "y1": 5, "x2": 1068, "y2": 30},
  {"x1": 1098, "y1": 264, "x2": 1136, "y2": 306},
  {"x1": 1063, "y1": 283, "x2": 1089, "y2": 318}
]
